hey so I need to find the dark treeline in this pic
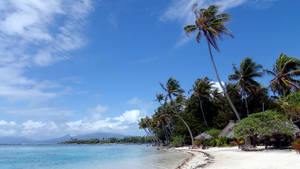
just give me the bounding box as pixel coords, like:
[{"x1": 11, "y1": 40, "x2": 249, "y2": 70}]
[
  {"x1": 60, "y1": 136, "x2": 152, "y2": 144},
  {"x1": 139, "y1": 54, "x2": 299, "y2": 146}
]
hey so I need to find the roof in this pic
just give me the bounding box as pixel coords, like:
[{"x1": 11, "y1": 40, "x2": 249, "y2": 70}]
[
  {"x1": 194, "y1": 133, "x2": 212, "y2": 140},
  {"x1": 218, "y1": 121, "x2": 237, "y2": 137}
]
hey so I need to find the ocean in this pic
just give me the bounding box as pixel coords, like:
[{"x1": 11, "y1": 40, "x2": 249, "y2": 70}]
[{"x1": 0, "y1": 144, "x2": 188, "y2": 169}]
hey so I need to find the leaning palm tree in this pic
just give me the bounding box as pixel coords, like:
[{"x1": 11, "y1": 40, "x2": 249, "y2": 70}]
[
  {"x1": 229, "y1": 57, "x2": 263, "y2": 115},
  {"x1": 184, "y1": 5, "x2": 241, "y2": 121},
  {"x1": 160, "y1": 77, "x2": 195, "y2": 146},
  {"x1": 264, "y1": 53, "x2": 300, "y2": 97}
]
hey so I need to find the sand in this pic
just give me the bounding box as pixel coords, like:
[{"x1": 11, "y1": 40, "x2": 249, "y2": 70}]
[{"x1": 176, "y1": 147, "x2": 300, "y2": 169}]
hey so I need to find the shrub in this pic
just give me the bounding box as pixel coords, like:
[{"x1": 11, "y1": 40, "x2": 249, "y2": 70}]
[
  {"x1": 234, "y1": 110, "x2": 295, "y2": 139},
  {"x1": 204, "y1": 129, "x2": 222, "y2": 137},
  {"x1": 215, "y1": 136, "x2": 228, "y2": 147},
  {"x1": 204, "y1": 137, "x2": 228, "y2": 147},
  {"x1": 292, "y1": 139, "x2": 300, "y2": 153},
  {"x1": 234, "y1": 110, "x2": 296, "y2": 148},
  {"x1": 171, "y1": 136, "x2": 185, "y2": 147},
  {"x1": 206, "y1": 139, "x2": 216, "y2": 147},
  {"x1": 195, "y1": 140, "x2": 201, "y2": 147}
]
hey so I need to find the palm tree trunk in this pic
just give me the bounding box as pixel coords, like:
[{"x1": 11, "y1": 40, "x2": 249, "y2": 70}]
[
  {"x1": 244, "y1": 97, "x2": 250, "y2": 116},
  {"x1": 197, "y1": 96, "x2": 208, "y2": 127},
  {"x1": 177, "y1": 115, "x2": 195, "y2": 146},
  {"x1": 206, "y1": 39, "x2": 241, "y2": 121}
]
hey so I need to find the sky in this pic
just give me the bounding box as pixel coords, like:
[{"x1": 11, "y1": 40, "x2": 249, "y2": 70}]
[{"x1": 0, "y1": 0, "x2": 299, "y2": 139}]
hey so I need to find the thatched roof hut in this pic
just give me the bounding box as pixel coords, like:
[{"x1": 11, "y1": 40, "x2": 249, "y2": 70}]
[
  {"x1": 218, "y1": 120, "x2": 237, "y2": 138},
  {"x1": 194, "y1": 133, "x2": 213, "y2": 140}
]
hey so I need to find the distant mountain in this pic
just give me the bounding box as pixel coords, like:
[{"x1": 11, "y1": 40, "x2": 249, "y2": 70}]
[
  {"x1": 0, "y1": 132, "x2": 126, "y2": 144},
  {"x1": 0, "y1": 136, "x2": 36, "y2": 144}
]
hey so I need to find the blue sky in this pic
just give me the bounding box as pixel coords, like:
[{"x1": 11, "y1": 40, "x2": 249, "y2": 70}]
[{"x1": 0, "y1": 0, "x2": 299, "y2": 139}]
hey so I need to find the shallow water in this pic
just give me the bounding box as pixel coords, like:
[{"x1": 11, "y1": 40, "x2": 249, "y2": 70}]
[{"x1": 0, "y1": 144, "x2": 188, "y2": 169}]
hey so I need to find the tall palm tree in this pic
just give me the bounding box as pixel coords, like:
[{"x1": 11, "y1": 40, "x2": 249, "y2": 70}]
[
  {"x1": 264, "y1": 53, "x2": 300, "y2": 97},
  {"x1": 190, "y1": 77, "x2": 213, "y2": 127},
  {"x1": 160, "y1": 77, "x2": 195, "y2": 146},
  {"x1": 184, "y1": 5, "x2": 241, "y2": 121},
  {"x1": 229, "y1": 57, "x2": 263, "y2": 115}
]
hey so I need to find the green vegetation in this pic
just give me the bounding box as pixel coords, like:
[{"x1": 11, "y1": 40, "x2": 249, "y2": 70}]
[
  {"x1": 204, "y1": 129, "x2": 222, "y2": 137},
  {"x1": 279, "y1": 91, "x2": 300, "y2": 124},
  {"x1": 60, "y1": 136, "x2": 152, "y2": 144},
  {"x1": 264, "y1": 53, "x2": 300, "y2": 97},
  {"x1": 170, "y1": 136, "x2": 185, "y2": 147},
  {"x1": 234, "y1": 110, "x2": 295, "y2": 139},
  {"x1": 184, "y1": 5, "x2": 240, "y2": 121},
  {"x1": 229, "y1": 57, "x2": 263, "y2": 116},
  {"x1": 139, "y1": 4, "x2": 299, "y2": 149}
]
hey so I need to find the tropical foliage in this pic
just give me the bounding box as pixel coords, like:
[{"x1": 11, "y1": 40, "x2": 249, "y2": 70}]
[
  {"x1": 279, "y1": 91, "x2": 300, "y2": 123},
  {"x1": 138, "y1": 5, "x2": 299, "y2": 149},
  {"x1": 184, "y1": 4, "x2": 241, "y2": 121},
  {"x1": 229, "y1": 57, "x2": 263, "y2": 115},
  {"x1": 234, "y1": 110, "x2": 295, "y2": 139},
  {"x1": 264, "y1": 53, "x2": 300, "y2": 97}
]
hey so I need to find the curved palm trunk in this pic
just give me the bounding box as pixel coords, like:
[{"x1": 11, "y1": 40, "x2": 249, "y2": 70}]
[
  {"x1": 197, "y1": 96, "x2": 208, "y2": 127},
  {"x1": 177, "y1": 115, "x2": 195, "y2": 146},
  {"x1": 169, "y1": 96, "x2": 194, "y2": 146},
  {"x1": 206, "y1": 40, "x2": 241, "y2": 121}
]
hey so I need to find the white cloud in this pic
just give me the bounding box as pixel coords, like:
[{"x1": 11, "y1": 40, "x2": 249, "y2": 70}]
[
  {"x1": 161, "y1": 0, "x2": 247, "y2": 25},
  {"x1": 4, "y1": 107, "x2": 74, "y2": 121},
  {"x1": 0, "y1": 120, "x2": 16, "y2": 127},
  {"x1": 0, "y1": 108, "x2": 143, "y2": 138},
  {"x1": 21, "y1": 120, "x2": 59, "y2": 137},
  {"x1": 212, "y1": 81, "x2": 225, "y2": 93},
  {"x1": 0, "y1": 0, "x2": 93, "y2": 102},
  {"x1": 114, "y1": 110, "x2": 141, "y2": 124},
  {"x1": 65, "y1": 119, "x2": 127, "y2": 135},
  {"x1": 161, "y1": 0, "x2": 278, "y2": 46},
  {"x1": 86, "y1": 104, "x2": 108, "y2": 120},
  {"x1": 127, "y1": 97, "x2": 155, "y2": 117},
  {"x1": 87, "y1": 105, "x2": 108, "y2": 114},
  {"x1": 0, "y1": 120, "x2": 17, "y2": 136}
]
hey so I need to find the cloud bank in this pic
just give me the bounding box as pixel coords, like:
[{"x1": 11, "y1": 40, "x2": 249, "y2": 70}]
[
  {"x1": 0, "y1": 108, "x2": 142, "y2": 139},
  {"x1": 0, "y1": 0, "x2": 92, "y2": 102}
]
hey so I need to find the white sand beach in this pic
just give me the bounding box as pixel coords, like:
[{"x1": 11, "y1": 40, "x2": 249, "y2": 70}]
[{"x1": 177, "y1": 147, "x2": 300, "y2": 169}]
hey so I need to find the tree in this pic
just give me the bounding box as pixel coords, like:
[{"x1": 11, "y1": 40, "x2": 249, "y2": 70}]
[
  {"x1": 234, "y1": 110, "x2": 295, "y2": 148},
  {"x1": 264, "y1": 53, "x2": 300, "y2": 97},
  {"x1": 229, "y1": 57, "x2": 263, "y2": 115},
  {"x1": 190, "y1": 77, "x2": 213, "y2": 127},
  {"x1": 279, "y1": 91, "x2": 300, "y2": 124},
  {"x1": 184, "y1": 5, "x2": 241, "y2": 121},
  {"x1": 160, "y1": 77, "x2": 195, "y2": 146}
]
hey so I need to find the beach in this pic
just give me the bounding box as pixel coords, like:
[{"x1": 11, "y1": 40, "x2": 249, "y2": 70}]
[{"x1": 176, "y1": 146, "x2": 300, "y2": 169}]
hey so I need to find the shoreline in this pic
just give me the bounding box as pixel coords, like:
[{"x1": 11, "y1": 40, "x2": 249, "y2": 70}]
[
  {"x1": 174, "y1": 146, "x2": 300, "y2": 169},
  {"x1": 170, "y1": 147, "x2": 211, "y2": 169}
]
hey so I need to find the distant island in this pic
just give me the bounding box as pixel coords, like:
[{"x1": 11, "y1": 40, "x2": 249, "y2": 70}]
[{"x1": 60, "y1": 136, "x2": 152, "y2": 144}]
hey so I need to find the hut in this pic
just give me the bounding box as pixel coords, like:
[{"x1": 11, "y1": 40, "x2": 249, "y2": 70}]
[
  {"x1": 218, "y1": 120, "x2": 237, "y2": 138},
  {"x1": 194, "y1": 133, "x2": 213, "y2": 140}
]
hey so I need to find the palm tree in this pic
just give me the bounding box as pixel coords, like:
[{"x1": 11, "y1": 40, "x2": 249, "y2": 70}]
[
  {"x1": 229, "y1": 57, "x2": 263, "y2": 115},
  {"x1": 264, "y1": 53, "x2": 300, "y2": 97},
  {"x1": 184, "y1": 5, "x2": 241, "y2": 121},
  {"x1": 190, "y1": 77, "x2": 213, "y2": 127},
  {"x1": 160, "y1": 77, "x2": 195, "y2": 146}
]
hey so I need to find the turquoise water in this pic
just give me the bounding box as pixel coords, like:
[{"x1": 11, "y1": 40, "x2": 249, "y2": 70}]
[{"x1": 0, "y1": 144, "x2": 188, "y2": 169}]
